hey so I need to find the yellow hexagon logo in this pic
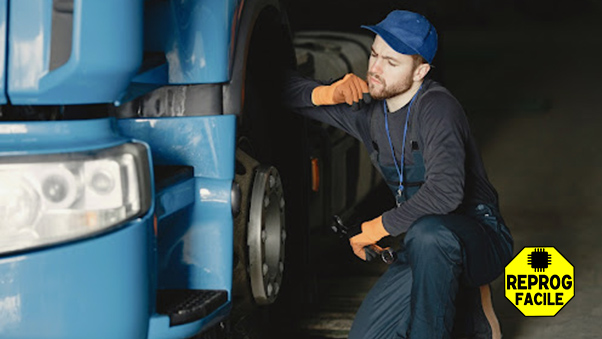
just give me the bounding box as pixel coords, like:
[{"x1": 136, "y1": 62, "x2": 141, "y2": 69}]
[{"x1": 505, "y1": 247, "x2": 574, "y2": 316}]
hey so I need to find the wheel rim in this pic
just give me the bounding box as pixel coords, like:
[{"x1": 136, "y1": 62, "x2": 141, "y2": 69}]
[{"x1": 247, "y1": 165, "x2": 286, "y2": 305}]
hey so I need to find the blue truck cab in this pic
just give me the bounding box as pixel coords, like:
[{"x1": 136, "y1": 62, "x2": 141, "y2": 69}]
[
  {"x1": 0, "y1": 1, "x2": 246, "y2": 337},
  {"x1": 0, "y1": 1, "x2": 379, "y2": 337}
]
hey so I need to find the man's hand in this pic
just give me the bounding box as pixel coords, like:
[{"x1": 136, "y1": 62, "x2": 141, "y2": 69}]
[
  {"x1": 349, "y1": 216, "x2": 390, "y2": 260},
  {"x1": 312, "y1": 73, "x2": 370, "y2": 108}
]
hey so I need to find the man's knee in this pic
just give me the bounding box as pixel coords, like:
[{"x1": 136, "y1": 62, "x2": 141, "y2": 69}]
[{"x1": 404, "y1": 215, "x2": 461, "y2": 254}]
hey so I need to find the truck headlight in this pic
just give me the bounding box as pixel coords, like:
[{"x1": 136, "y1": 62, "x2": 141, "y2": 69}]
[{"x1": 0, "y1": 143, "x2": 151, "y2": 255}]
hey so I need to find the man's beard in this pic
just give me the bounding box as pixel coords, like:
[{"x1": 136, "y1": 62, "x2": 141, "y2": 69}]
[{"x1": 368, "y1": 72, "x2": 413, "y2": 100}]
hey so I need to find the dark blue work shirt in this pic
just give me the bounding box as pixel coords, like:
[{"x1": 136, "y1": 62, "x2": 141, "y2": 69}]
[{"x1": 284, "y1": 75, "x2": 499, "y2": 235}]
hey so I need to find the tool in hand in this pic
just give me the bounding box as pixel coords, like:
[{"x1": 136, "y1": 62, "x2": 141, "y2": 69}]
[{"x1": 331, "y1": 215, "x2": 397, "y2": 264}]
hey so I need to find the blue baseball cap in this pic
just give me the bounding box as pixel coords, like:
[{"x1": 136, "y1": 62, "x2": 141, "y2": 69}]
[{"x1": 361, "y1": 10, "x2": 438, "y2": 64}]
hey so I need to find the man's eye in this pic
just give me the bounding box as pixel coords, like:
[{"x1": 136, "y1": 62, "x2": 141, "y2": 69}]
[
  {"x1": 371, "y1": 52, "x2": 377, "y2": 57},
  {"x1": 388, "y1": 62, "x2": 398, "y2": 67}
]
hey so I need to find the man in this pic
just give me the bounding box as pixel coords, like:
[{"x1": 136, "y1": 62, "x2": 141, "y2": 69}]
[{"x1": 284, "y1": 10, "x2": 513, "y2": 338}]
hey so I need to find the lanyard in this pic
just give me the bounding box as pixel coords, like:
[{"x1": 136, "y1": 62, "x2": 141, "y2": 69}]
[{"x1": 383, "y1": 84, "x2": 423, "y2": 197}]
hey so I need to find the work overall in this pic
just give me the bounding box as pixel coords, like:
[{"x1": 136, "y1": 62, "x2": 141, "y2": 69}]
[{"x1": 348, "y1": 90, "x2": 514, "y2": 339}]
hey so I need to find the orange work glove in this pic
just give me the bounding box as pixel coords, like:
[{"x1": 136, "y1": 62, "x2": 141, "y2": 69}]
[
  {"x1": 312, "y1": 73, "x2": 369, "y2": 106},
  {"x1": 349, "y1": 216, "x2": 390, "y2": 260}
]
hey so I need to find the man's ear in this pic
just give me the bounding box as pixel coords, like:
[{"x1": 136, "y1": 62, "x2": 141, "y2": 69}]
[{"x1": 413, "y1": 63, "x2": 431, "y2": 82}]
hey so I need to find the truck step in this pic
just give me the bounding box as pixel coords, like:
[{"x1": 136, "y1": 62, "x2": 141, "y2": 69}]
[{"x1": 156, "y1": 289, "x2": 228, "y2": 326}]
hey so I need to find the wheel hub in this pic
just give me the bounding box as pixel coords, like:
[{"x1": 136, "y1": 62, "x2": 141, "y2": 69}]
[{"x1": 247, "y1": 165, "x2": 286, "y2": 305}]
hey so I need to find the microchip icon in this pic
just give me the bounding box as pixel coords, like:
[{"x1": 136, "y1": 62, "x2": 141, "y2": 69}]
[{"x1": 528, "y1": 248, "x2": 552, "y2": 272}]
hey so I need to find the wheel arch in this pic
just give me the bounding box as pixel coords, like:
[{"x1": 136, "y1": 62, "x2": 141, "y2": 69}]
[{"x1": 223, "y1": 0, "x2": 296, "y2": 118}]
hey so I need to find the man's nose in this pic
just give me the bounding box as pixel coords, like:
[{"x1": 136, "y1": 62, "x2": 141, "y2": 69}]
[{"x1": 368, "y1": 59, "x2": 381, "y2": 75}]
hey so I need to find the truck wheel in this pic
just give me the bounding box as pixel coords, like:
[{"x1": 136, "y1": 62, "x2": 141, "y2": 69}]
[{"x1": 230, "y1": 6, "x2": 308, "y2": 338}]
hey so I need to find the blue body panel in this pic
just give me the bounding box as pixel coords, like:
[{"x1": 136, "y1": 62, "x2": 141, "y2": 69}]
[
  {"x1": 0, "y1": 0, "x2": 6, "y2": 104},
  {"x1": 153, "y1": 176, "x2": 234, "y2": 291},
  {"x1": 118, "y1": 116, "x2": 236, "y2": 294},
  {"x1": 7, "y1": 0, "x2": 143, "y2": 105},
  {"x1": 134, "y1": 0, "x2": 241, "y2": 85},
  {"x1": 0, "y1": 216, "x2": 154, "y2": 339},
  {"x1": 117, "y1": 116, "x2": 236, "y2": 179}
]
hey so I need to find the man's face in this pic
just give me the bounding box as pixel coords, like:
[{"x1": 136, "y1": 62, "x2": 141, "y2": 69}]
[{"x1": 367, "y1": 35, "x2": 418, "y2": 100}]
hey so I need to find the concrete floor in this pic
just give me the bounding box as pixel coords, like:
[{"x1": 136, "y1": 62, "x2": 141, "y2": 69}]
[{"x1": 293, "y1": 4, "x2": 602, "y2": 339}]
